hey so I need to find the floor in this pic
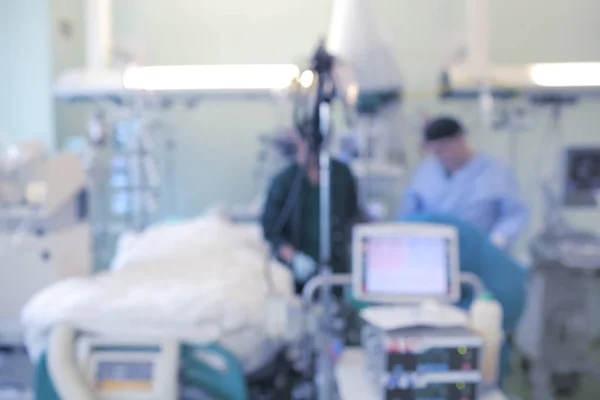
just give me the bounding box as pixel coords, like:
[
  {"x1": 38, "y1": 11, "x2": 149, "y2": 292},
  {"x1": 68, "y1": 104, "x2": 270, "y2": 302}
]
[
  {"x1": 3, "y1": 344, "x2": 600, "y2": 399},
  {"x1": 0, "y1": 348, "x2": 32, "y2": 395},
  {"x1": 504, "y1": 348, "x2": 600, "y2": 400}
]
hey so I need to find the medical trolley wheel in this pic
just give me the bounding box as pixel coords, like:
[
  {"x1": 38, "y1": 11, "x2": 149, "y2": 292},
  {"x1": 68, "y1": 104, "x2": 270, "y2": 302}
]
[
  {"x1": 552, "y1": 372, "x2": 581, "y2": 397},
  {"x1": 519, "y1": 356, "x2": 582, "y2": 397},
  {"x1": 519, "y1": 357, "x2": 530, "y2": 373},
  {"x1": 246, "y1": 351, "x2": 295, "y2": 400}
]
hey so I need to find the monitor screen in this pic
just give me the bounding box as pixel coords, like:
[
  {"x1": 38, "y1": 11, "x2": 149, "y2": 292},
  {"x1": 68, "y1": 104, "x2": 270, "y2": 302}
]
[
  {"x1": 95, "y1": 361, "x2": 154, "y2": 392},
  {"x1": 362, "y1": 235, "x2": 451, "y2": 296},
  {"x1": 564, "y1": 147, "x2": 600, "y2": 206},
  {"x1": 352, "y1": 223, "x2": 459, "y2": 303}
]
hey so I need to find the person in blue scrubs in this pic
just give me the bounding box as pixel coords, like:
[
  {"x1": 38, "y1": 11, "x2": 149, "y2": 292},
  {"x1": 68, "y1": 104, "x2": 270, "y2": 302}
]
[{"x1": 399, "y1": 116, "x2": 530, "y2": 249}]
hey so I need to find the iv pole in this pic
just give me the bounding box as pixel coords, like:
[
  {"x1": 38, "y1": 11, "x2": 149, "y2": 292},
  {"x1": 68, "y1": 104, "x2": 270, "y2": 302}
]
[
  {"x1": 310, "y1": 42, "x2": 336, "y2": 301},
  {"x1": 308, "y1": 41, "x2": 337, "y2": 400}
]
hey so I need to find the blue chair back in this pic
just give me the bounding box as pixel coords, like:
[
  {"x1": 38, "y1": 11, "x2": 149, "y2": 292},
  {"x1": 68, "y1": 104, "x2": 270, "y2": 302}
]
[
  {"x1": 35, "y1": 343, "x2": 248, "y2": 400},
  {"x1": 180, "y1": 343, "x2": 248, "y2": 400},
  {"x1": 34, "y1": 353, "x2": 60, "y2": 400}
]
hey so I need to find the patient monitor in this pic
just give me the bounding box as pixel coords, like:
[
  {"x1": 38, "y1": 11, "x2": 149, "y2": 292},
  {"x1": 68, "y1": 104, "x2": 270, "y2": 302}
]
[
  {"x1": 352, "y1": 223, "x2": 460, "y2": 304},
  {"x1": 76, "y1": 337, "x2": 179, "y2": 400}
]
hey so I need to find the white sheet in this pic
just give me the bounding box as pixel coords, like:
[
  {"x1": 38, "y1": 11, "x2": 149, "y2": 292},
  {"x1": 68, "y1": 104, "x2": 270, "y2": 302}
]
[{"x1": 21, "y1": 211, "x2": 295, "y2": 373}]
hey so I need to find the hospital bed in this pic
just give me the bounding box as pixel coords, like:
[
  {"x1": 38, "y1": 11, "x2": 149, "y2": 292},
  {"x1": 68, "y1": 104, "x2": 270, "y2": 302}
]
[
  {"x1": 32, "y1": 301, "x2": 306, "y2": 400},
  {"x1": 23, "y1": 213, "x2": 307, "y2": 400},
  {"x1": 28, "y1": 215, "x2": 524, "y2": 400},
  {"x1": 35, "y1": 324, "x2": 251, "y2": 400}
]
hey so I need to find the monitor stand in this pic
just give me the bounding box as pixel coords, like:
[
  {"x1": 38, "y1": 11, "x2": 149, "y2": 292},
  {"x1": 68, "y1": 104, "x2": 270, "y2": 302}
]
[{"x1": 359, "y1": 300, "x2": 469, "y2": 331}]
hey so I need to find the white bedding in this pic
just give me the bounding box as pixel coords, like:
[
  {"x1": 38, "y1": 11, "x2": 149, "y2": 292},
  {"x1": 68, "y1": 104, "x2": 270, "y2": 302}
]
[{"x1": 21, "y1": 211, "x2": 295, "y2": 373}]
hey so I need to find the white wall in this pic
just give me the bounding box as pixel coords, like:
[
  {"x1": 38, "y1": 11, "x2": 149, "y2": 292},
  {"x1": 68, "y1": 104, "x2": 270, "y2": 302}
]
[
  {"x1": 51, "y1": 0, "x2": 600, "y2": 257},
  {"x1": 53, "y1": 0, "x2": 90, "y2": 145},
  {"x1": 368, "y1": 0, "x2": 600, "y2": 258},
  {"x1": 0, "y1": 2, "x2": 10, "y2": 137},
  {"x1": 109, "y1": 0, "x2": 333, "y2": 216},
  {"x1": 0, "y1": 0, "x2": 55, "y2": 147}
]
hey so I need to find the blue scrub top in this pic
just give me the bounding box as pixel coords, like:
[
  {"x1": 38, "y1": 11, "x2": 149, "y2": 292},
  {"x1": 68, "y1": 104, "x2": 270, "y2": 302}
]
[{"x1": 399, "y1": 153, "x2": 530, "y2": 247}]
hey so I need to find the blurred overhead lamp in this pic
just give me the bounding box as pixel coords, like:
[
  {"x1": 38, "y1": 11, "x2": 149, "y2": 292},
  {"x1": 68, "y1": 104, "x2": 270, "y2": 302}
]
[
  {"x1": 299, "y1": 70, "x2": 315, "y2": 89},
  {"x1": 122, "y1": 64, "x2": 301, "y2": 91},
  {"x1": 444, "y1": 62, "x2": 600, "y2": 99},
  {"x1": 443, "y1": 0, "x2": 600, "y2": 99},
  {"x1": 529, "y1": 63, "x2": 600, "y2": 87}
]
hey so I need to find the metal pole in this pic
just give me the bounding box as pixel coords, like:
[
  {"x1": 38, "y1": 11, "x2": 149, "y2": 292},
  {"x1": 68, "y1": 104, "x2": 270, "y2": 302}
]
[
  {"x1": 84, "y1": 0, "x2": 113, "y2": 70},
  {"x1": 318, "y1": 101, "x2": 333, "y2": 280},
  {"x1": 311, "y1": 42, "x2": 337, "y2": 400},
  {"x1": 298, "y1": 273, "x2": 352, "y2": 397},
  {"x1": 302, "y1": 274, "x2": 352, "y2": 307}
]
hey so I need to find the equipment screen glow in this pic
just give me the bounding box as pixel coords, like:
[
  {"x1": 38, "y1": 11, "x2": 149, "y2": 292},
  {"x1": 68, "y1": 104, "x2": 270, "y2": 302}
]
[
  {"x1": 362, "y1": 236, "x2": 450, "y2": 296},
  {"x1": 96, "y1": 361, "x2": 154, "y2": 392}
]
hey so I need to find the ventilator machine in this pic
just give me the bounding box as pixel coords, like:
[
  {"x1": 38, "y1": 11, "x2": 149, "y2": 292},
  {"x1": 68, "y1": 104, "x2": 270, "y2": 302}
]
[
  {"x1": 515, "y1": 146, "x2": 600, "y2": 400},
  {"x1": 333, "y1": 222, "x2": 508, "y2": 400},
  {"x1": 0, "y1": 141, "x2": 91, "y2": 398}
]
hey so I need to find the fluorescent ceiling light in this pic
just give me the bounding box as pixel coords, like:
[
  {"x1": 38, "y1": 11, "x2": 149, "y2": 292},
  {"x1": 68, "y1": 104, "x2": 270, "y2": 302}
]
[
  {"x1": 445, "y1": 62, "x2": 600, "y2": 94},
  {"x1": 529, "y1": 63, "x2": 600, "y2": 87},
  {"x1": 122, "y1": 64, "x2": 301, "y2": 91}
]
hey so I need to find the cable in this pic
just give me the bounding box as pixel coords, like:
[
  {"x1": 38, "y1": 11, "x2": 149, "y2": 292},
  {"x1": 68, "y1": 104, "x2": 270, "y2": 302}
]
[
  {"x1": 262, "y1": 164, "x2": 307, "y2": 296},
  {"x1": 528, "y1": 107, "x2": 557, "y2": 198},
  {"x1": 270, "y1": 71, "x2": 322, "y2": 244},
  {"x1": 271, "y1": 165, "x2": 306, "y2": 237}
]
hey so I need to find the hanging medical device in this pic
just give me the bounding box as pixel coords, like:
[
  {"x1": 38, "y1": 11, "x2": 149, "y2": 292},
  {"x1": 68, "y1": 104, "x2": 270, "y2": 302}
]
[
  {"x1": 562, "y1": 147, "x2": 600, "y2": 207},
  {"x1": 326, "y1": 0, "x2": 405, "y2": 219}
]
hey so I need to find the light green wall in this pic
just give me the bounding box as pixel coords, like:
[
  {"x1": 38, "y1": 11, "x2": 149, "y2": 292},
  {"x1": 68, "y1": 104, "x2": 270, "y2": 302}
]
[
  {"x1": 0, "y1": 0, "x2": 55, "y2": 147},
  {"x1": 110, "y1": 0, "x2": 332, "y2": 217},
  {"x1": 50, "y1": 0, "x2": 600, "y2": 259},
  {"x1": 52, "y1": 0, "x2": 90, "y2": 144},
  {"x1": 0, "y1": 2, "x2": 9, "y2": 137},
  {"x1": 372, "y1": 0, "x2": 600, "y2": 259}
]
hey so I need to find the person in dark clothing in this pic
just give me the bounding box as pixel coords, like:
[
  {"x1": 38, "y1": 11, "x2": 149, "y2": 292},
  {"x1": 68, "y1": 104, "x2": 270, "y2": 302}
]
[{"x1": 261, "y1": 127, "x2": 360, "y2": 294}]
